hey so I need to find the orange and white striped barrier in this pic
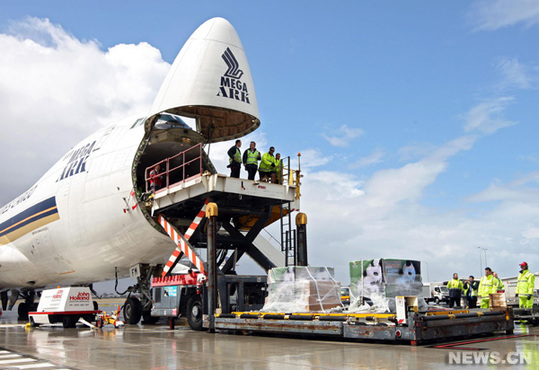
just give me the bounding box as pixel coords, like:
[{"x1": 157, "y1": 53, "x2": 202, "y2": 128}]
[
  {"x1": 159, "y1": 199, "x2": 209, "y2": 276},
  {"x1": 184, "y1": 198, "x2": 209, "y2": 241}
]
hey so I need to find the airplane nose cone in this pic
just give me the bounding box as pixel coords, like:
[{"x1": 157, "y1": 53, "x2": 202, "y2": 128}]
[{"x1": 147, "y1": 17, "x2": 260, "y2": 142}]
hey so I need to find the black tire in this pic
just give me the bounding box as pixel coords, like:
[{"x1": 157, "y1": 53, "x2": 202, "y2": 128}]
[
  {"x1": 62, "y1": 315, "x2": 79, "y2": 328},
  {"x1": 124, "y1": 297, "x2": 142, "y2": 324},
  {"x1": 186, "y1": 296, "x2": 203, "y2": 331},
  {"x1": 435, "y1": 297, "x2": 440, "y2": 305},
  {"x1": 18, "y1": 302, "x2": 29, "y2": 320}
]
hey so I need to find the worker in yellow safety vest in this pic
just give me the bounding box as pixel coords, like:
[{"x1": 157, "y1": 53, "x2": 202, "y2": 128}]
[
  {"x1": 242, "y1": 141, "x2": 261, "y2": 181},
  {"x1": 466, "y1": 275, "x2": 479, "y2": 308},
  {"x1": 493, "y1": 272, "x2": 505, "y2": 293},
  {"x1": 462, "y1": 281, "x2": 470, "y2": 307},
  {"x1": 227, "y1": 140, "x2": 242, "y2": 178},
  {"x1": 447, "y1": 273, "x2": 464, "y2": 308},
  {"x1": 478, "y1": 267, "x2": 497, "y2": 308},
  {"x1": 273, "y1": 153, "x2": 283, "y2": 184},
  {"x1": 516, "y1": 262, "x2": 535, "y2": 309},
  {"x1": 259, "y1": 146, "x2": 276, "y2": 183}
]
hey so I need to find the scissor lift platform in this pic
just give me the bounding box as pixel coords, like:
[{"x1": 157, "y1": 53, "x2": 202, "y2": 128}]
[
  {"x1": 205, "y1": 308, "x2": 515, "y2": 345},
  {"x1": 152, "y1": 173, "x2": 298, "y2": 212}
]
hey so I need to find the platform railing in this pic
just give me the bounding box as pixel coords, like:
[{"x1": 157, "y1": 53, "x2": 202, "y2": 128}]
[{"x1": 145, "y1": 143, "x2": 203, "y2": 193}]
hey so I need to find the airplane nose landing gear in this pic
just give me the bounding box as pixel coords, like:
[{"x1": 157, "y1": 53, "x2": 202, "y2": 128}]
[
  {"x1": 17, "y1": 289, "x2": 37, "y2": 321},
  {"x1": 123, "y1": 296, "x2": 143, "y2": 324}
]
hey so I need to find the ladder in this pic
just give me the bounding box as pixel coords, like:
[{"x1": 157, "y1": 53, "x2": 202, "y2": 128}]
[{"x1": 280, "y1": 201, "x2": 296, "y2": 266}]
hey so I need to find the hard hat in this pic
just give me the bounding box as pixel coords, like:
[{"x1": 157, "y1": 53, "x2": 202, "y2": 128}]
[{"x1": 519, "y1": 261, "x2": 528, "y2": 267}]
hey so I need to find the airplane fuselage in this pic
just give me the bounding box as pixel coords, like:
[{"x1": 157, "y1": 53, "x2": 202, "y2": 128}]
[{"x1": 0, "y1": 116, "x2": 174, "y2": 288}]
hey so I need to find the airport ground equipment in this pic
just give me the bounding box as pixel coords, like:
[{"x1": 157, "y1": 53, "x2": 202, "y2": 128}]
[
  {"x1": 150, "y1": 272, "x2": 267, "y2": 330},
  {"x1": 95, "y1": 307, "x2": 125, "y2": 328},
  {"x1": 134, "y1": 147, "x2": 304, "y2": 328},
  {"x1": 512, "y1": 305, "x2": 539, "y2": 325},
  {"x1": 28, "y1": 287, "x2": 100, "y2": 328},
  {"x1": 206, "y1": 297, "x2": 515, "y2": 345}
]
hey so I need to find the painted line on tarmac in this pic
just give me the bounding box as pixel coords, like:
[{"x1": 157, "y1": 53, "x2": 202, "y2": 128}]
[
  {"x1": 0, "y1": 323, "x2": 27, "y2": 328},
  {"x1": 428, "y1": 334, "x2": 530, "y2": 351},
  {"x1": 0, "y1": 349, "x2": 72, "y2": 369}
]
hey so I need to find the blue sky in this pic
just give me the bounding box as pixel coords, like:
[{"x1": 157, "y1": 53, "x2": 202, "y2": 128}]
[{"x1": 1, "y1": 1, "x2": 539, "y2": 285}]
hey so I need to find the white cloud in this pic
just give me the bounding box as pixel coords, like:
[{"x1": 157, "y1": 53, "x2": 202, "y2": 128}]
[
  {"x1": 469, "y1": 0, "x2": 539, "y2": 31},
  {"x1": 495, "y1": 58, "x2": 534, "y2": 89},
  {"x1": 0, "y1": 18, "x2": 170, "y2": 205},
  {"x1": 296, "y1": 148, "x2": 332, "y2": 169},
  {"x1": 322, "y1": 124, "x2": 363, "y2": 147},
  {"x1": 462, "y1": 97, "x2": 517, "y2": 134},
  {"x1": 522, "y1": 226, "x2": 539, "y2": 240},
  {"x1": 398, "y1": 144, "x2": 436, "y2": 162},
  {"x1": 467, "y1": 171, "x2": 539, "y2": 203},
  {"x1": 350, "y1": 149, "x2": 384, "y2": 169},
  {"x1": 360, "y1": 136, "x2": 475, "y2": 212}
]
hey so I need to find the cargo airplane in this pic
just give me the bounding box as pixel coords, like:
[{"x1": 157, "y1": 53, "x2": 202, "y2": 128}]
[{"x1": 0, "y1": 17, "x2": 272, "y2": 323}]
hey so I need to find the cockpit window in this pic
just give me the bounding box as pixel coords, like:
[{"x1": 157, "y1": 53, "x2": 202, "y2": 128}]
[{"x1": 154, "y1": 114, "x2": 190, "y2": 130}]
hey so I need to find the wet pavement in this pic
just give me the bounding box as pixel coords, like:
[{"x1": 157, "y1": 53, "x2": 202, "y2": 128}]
[{"x1": 0, "y1": 307, "x2": 538, "y2": 369}]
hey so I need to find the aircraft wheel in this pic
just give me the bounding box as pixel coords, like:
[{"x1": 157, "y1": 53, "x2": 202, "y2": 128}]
[
  {"x1": 186, "y1": 296, "x2": 203, "y2": 331},
  {"x1": 124, "y1": 297, "x2": 142, "y2": 324},
  {"x1": 18, "y1": 302, "x2": 29, "y2": 320}
]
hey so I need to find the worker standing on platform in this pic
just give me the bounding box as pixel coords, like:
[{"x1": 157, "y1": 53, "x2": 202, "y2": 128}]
[
  {"x1": 516, "y1": 262, "x2": 535, "y2": 309},
  {"x1": 259, "y1": 146, "x2": 276, "y2": 183},
  {"x1": 149, "y1": 164, "x2": 163, "y2": 193},
  {"x1": 478, "y1": 267, "x2": 496, "y2": 308},
  {"x1": 227, "y1": 140, "x2": 242, "y2": 178},
  {"x1": 466, "y1": 275, "x2": 479, "y2": 308},
  {"x1": 447, "y1": 273, "x2": 463, "y2": 308},
  {"x1": 242, "y1": 141, "x2": 261, "y2": 181},
  {"x1": 273, "y1": 153, "x2": 282, "y2": 184},
  {"x1": 493, "y1": 272, "x2": 505, "y2": 293}
]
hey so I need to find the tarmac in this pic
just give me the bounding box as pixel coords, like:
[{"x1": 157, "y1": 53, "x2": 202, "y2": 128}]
[{"x1": 0, "y1": 303, "x2": 538, "y2": 369}]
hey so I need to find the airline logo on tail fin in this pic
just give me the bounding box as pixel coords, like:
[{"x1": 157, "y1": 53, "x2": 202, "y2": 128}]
[
  {"x1": 222, "y1": 47, "x2": 243, "y2": 79},
  {"x1": 217, "y1": 48, "x2": 250, "y2": 104}
]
